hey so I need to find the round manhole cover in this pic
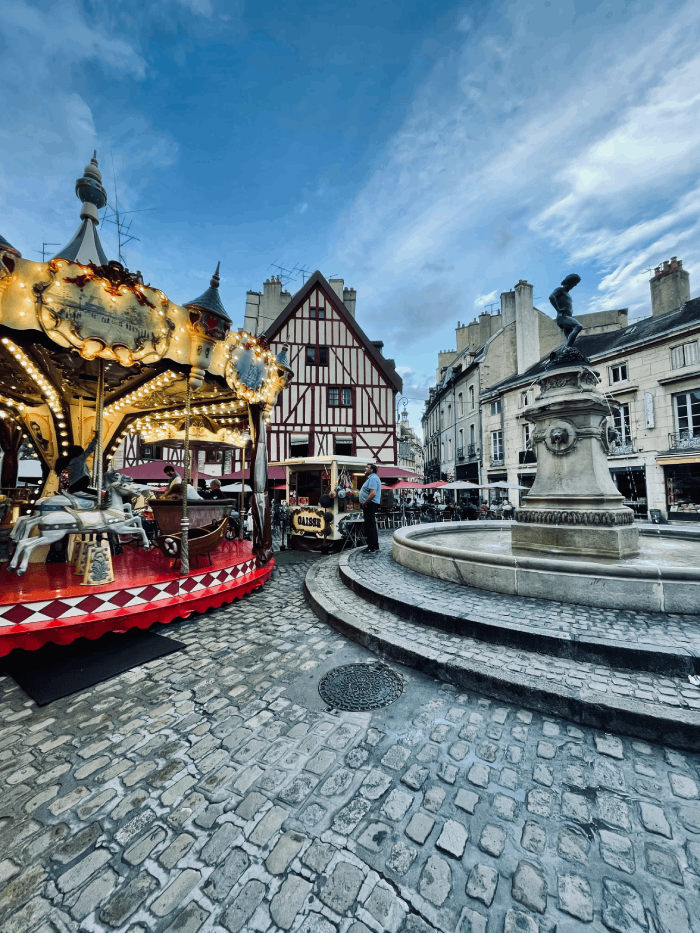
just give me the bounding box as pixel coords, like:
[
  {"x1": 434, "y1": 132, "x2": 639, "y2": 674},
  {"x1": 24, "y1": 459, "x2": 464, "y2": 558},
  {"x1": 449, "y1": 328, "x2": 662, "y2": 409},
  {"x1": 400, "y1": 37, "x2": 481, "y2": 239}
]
[{"x1": 318, "y1": 663, "x2": 404, "y2": 711}]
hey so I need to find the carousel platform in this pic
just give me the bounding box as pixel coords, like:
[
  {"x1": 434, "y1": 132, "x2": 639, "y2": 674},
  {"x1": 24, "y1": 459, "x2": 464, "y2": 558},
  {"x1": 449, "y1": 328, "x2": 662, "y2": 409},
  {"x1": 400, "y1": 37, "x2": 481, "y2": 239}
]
[{"x1": 0, "y1": 540, "x2": 272, "y2": 656}]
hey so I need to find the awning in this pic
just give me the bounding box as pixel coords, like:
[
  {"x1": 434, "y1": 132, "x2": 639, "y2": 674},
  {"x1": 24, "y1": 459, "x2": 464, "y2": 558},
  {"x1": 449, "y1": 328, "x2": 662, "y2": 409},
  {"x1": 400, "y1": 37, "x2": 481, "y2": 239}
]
[
  {"x1": 376, "y1": 466, "x2": 423, "y2": 480},
  {"x1": 657, "y1": 457, "x2": 700, "y2": 466}
]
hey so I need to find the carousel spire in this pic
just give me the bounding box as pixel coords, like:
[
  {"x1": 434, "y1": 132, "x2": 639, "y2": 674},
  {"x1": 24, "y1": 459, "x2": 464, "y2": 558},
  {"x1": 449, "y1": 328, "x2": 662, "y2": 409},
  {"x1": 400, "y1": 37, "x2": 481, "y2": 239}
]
[
  {"x1": 184, "y1": 262, "x2": 231, "y2": 321},
  {"x1": 53, "y1": 151, "x2": 109, "y2": 266}
]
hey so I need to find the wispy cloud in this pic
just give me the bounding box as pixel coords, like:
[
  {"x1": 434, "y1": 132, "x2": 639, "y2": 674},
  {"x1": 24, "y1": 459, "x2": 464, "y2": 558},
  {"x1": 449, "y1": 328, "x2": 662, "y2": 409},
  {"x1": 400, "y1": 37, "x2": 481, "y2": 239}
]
[{"x1": 333, "y1": 0, "x2": 700, "y2": 353}]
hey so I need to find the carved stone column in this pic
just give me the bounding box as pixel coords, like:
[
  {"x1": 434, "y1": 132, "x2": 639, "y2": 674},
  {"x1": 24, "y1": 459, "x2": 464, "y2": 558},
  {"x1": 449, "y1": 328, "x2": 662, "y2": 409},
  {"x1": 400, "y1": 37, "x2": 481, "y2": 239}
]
[{"x1": 512, "y1": 365, "x2": 639, "y2": 558}]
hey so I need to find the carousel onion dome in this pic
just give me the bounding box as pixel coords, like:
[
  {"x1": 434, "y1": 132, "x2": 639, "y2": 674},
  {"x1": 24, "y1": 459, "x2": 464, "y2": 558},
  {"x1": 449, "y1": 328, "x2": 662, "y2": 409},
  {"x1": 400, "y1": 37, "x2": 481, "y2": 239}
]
[
  {"x1": 53, "y1": 151, "x2": 109, "y2": 267},
  {"x1": 0, "y1": 233, "x2": 21, "y2": 258},
  {"x1": 184, "y1": 262, "x2": 231, "y2": 322},
  {"x1": 275, "y1": 344, "x2": 290, "y2": 367}
]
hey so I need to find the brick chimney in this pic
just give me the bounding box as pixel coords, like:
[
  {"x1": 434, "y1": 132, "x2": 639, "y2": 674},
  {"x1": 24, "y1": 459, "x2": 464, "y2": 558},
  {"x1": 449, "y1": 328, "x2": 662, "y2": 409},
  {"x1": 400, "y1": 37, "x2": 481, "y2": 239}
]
[{"x1": 650, "y1": 257, "x2": 690, "y2": 317}]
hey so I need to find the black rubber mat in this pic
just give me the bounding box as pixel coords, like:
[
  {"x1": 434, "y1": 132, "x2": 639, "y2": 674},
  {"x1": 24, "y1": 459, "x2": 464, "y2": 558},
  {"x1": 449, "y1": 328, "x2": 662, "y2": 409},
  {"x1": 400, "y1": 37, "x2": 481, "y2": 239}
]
[{"x1": 1, "y1": 629, "x2": 186, "y2": 705}]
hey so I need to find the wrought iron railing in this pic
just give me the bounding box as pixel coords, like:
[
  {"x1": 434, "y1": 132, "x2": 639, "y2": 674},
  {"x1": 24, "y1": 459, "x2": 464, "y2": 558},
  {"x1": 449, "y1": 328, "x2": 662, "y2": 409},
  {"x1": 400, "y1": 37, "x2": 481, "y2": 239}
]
[
  {"x1": 456, "y1": 447, "x2": 464, "y2": 459},
  {"x1": 669, "y1": 432, "x2": 700, "y2": 450},
  {"x1": 608, "y1": 438, "x2": 636, "y2": 455},
  {"x1": 490, "y1": 456, "x2": 505, "y2": 467},
  {"x1": 467, "y1": 444, "x2": 477, "y2": 457}
]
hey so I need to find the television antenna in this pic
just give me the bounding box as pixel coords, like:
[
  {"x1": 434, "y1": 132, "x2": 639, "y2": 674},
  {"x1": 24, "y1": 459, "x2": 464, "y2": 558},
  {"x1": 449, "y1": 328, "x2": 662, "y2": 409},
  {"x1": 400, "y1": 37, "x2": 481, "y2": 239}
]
[
  {"x1": 640, "y1": 266, "x2": 655, "y2": 276},
  {"x1": 36, "y1": 243, "x2": 60, "y2": 262},
  {"x1": 101, "y1": 153, "x2": 154, "y2": 265},
  {"x1": 485, "y1": 302, "x2": 499, "y2": 313},
  {"x1": 268, "y1": 262, "x2": 311, "y2": 287}
]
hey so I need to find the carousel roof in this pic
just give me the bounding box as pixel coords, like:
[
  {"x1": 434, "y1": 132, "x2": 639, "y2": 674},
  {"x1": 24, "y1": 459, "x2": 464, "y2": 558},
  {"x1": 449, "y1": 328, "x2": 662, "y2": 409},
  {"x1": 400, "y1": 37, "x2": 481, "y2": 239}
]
[
  {"x1": 53, "y1": 152, "x2": 109, "y2": 267},
  {"x1": 0, "y1": 233, "x2": 21, "y2": 257},
  {"x1": 185, "y1": 262, "x2": 230, "y2": 322}
]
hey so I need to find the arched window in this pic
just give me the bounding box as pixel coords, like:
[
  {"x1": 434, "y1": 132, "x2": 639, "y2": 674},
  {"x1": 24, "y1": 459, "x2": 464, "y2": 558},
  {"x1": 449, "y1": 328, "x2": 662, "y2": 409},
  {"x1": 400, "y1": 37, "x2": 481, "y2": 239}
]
[
  {"x1": 447, "y1": 404, "x2": 452, "y2": 425},
  {"x1": 458, "y1": 393, "x2": 464, "y2": 416},
  {"x1": 469, "y1": 385, "x2": 475, "y2": 410},
  {"x1": 470, "y1": 424, "x2": 475, "y2": 446}
]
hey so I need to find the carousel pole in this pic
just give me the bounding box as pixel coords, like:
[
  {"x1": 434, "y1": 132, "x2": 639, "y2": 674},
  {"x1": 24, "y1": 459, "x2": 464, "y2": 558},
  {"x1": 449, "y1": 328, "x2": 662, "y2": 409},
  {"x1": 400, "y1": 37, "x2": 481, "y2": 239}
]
[
  {"x1": 180, "y1": 379, "x2": 191, "y2": 575},
  {"x1": 238, "y1": 445, "x2": 245, "y2": 541},
  {"x1": 93, "y1": 359, "x2": 105, "y2": 500}
]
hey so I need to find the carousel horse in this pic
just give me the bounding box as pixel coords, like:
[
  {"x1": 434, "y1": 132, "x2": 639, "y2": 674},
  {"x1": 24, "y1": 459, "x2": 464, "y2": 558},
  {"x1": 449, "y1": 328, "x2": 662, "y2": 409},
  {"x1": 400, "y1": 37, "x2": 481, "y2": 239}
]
[{"x1": 8, "y1": 470, "x2": 153, "y2": 576}]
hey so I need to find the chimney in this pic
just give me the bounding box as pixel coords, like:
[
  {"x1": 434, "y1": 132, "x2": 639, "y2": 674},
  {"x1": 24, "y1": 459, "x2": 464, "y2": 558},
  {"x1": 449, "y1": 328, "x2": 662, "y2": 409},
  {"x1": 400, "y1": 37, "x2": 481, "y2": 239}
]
[
  {"x1": 500, "y1": 290, "x2": 516, "y2": 327},
  {"x1": 514, "y1": 279, "x2": 539, "y2": 374},
  {"x1": 479, "y1": 312, "x2": 492, "y2": 347},
  {"x1": 329, "y1": 277, "x2": 344, "y2": 299},
  {"x1": 342, "y1": 286, "x2": 356, "y2": 317},
  {"x1": 650, "y1": 257, "x2": 690, "y2": 317}
]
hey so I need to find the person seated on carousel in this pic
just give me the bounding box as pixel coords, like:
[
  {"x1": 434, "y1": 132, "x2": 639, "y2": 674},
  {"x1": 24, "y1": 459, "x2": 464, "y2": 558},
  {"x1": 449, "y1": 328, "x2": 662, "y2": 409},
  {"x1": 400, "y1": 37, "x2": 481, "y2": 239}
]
[
  {"x1": 207, "y1": 479, "x2": 229, "y2": 500},
  {"x1": 197, "y1": 478, "x2": 209, "y2": 498},
  {"x1": 57, "y1": 433, "x2": 98, "y2": 496},
  {"x1": 159, "y1": 465, "x2": 203, "y2": 501}
]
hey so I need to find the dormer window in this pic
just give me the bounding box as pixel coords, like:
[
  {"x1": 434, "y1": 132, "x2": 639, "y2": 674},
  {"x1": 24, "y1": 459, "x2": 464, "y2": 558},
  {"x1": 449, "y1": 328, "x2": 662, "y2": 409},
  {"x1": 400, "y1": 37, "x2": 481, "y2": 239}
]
[{"x1": 609, "y1": 362, "x2": 628, "y2": 383}]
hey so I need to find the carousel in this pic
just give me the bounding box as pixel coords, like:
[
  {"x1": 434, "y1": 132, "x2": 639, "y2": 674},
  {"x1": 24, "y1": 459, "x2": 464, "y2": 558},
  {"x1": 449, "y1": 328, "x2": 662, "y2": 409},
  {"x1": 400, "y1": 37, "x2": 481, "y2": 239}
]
[{"x1": 0, "y1": 154, "x2": 292, "y2": 655}]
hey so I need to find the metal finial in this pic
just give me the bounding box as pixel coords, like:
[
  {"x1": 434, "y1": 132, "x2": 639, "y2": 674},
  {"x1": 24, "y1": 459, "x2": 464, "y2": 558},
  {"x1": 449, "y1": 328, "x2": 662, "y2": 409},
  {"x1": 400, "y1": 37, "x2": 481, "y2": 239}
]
[{"x1": 211, "y1": 262, "x2": 221, "y2": 288}]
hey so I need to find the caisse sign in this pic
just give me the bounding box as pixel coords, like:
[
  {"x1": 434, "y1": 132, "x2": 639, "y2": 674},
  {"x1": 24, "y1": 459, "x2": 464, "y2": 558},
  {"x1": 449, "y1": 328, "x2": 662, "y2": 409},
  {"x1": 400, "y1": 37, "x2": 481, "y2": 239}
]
[{"x1": 291, "y1": 507, "x2": 326, "y2": 536}]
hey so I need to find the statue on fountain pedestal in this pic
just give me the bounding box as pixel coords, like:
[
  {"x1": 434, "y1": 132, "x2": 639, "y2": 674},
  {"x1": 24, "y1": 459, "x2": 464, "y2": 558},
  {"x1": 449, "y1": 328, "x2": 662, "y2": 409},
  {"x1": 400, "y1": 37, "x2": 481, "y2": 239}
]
[{"x1": 549, "y1": 273, "x2": 589, "y2": 365}]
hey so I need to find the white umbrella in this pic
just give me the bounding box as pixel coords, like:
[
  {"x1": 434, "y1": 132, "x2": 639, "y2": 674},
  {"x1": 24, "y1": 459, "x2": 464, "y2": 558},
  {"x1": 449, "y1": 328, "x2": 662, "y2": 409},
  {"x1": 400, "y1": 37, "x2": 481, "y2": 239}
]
[
  {"x1": 220, "y1": 482, "x2": 252, "y2": 493},
  {"x1": 440, "y1": 481, "x2": 480, "y2": 489}
]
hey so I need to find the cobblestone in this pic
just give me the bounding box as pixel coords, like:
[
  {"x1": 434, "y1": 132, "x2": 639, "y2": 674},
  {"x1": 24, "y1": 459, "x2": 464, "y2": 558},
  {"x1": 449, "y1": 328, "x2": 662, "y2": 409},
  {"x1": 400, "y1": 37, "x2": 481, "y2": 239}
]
[{"x1": 1, "y1": 549, "x2": 700, "y2": 933}]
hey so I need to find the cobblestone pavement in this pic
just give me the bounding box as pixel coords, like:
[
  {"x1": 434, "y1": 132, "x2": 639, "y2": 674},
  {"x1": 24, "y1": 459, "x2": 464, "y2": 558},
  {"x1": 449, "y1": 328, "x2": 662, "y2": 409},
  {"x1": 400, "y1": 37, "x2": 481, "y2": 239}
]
[
  {"x1": 1, "y1": 555, "x2": 700, "y2": 933},
  {"x1": 331, "y1": 543, "x2": 700, "y2": 713}
]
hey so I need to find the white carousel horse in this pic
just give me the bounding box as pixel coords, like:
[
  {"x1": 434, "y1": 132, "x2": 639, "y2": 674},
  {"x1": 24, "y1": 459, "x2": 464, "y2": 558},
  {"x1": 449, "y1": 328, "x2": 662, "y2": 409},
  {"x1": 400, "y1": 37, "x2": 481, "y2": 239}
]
[{"x1": 8, "y1": 470, "x2": 152, "y2": 576}]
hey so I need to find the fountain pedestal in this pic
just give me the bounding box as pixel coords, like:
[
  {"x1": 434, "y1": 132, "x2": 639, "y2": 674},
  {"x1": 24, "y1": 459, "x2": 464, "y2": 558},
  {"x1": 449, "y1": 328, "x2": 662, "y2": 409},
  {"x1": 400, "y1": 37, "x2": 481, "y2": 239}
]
[{"x1": 512, "y1": 364, "x2": 639, "y2": 559}]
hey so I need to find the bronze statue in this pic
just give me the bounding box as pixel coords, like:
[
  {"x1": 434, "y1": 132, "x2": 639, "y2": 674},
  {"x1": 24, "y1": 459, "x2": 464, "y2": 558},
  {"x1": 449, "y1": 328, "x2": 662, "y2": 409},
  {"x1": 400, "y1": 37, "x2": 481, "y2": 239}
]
[{"x1": 549, "y1": 274, "x2": 582, "y2": 348}]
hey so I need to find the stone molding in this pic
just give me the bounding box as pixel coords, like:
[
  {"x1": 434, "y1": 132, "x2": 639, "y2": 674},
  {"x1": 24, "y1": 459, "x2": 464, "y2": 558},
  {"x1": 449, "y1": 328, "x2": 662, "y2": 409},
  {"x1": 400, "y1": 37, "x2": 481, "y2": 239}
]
[{"x1": 514, "y1": 508, "x2": 634, "y2": 526}]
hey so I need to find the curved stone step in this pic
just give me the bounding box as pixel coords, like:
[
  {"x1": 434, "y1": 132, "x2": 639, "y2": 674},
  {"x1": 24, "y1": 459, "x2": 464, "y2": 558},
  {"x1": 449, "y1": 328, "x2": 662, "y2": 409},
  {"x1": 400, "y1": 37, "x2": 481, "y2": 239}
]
[
  {"x1": 304, "y1": 555, "x2": 700, "y2": 751},
  {"x1": 339, "y1": 544, "x2": 700, "y2": 677}
]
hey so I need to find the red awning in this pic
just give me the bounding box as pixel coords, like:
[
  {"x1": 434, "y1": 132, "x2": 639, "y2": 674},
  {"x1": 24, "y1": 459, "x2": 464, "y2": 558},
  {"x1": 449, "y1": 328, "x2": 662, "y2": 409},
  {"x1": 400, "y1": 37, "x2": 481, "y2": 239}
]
[
  {"x1": 119, "y1": 462, "x2": 220, "y2": 482},
  {"x1": 218, "y1": 465, "x2": 286, "y2": 482},
  {"x1": 422, "y1": 480, "x2": 449, "y2": 488},
  {"x1": 375, "y1": 466, "x2": 423, "y2": 480},
  {"x1": 389, "y1": 481, "x2": 426, "y2": 490}
]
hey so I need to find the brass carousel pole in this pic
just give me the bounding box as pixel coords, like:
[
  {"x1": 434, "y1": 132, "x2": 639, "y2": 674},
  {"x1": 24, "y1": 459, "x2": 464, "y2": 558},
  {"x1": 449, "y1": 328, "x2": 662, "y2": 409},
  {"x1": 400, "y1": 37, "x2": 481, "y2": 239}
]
[
  {"x1": 93, "y1": 359, "x2": 105, "y2": 500},
  {"x1": 180, "y1": 378, "x2": 191, "y2": 575},
  {"x1": 238, "y1": 445, "x2": 245, "y2": 541}
]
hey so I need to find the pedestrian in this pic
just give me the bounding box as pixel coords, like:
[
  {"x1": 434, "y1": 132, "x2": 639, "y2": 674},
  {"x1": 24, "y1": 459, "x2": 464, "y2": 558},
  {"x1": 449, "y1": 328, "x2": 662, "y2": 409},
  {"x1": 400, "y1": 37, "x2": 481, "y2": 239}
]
[{"x1": 358, "y1": 462, "x2": 382, "y2": 553}]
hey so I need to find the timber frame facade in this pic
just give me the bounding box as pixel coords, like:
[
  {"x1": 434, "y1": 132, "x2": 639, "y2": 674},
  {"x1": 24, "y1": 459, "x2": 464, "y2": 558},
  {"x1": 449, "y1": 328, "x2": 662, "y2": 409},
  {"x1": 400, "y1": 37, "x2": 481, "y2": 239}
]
[{"x1": 262, "y1": 271, "x2": 402, "y2": 464}]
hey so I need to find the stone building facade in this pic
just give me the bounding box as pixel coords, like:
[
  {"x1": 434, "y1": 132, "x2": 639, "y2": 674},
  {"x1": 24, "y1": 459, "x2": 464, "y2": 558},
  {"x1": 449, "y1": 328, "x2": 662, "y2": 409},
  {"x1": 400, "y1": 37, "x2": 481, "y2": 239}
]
[{"x1": 424, "y1": 258, "x2": 700, "y2": 521}]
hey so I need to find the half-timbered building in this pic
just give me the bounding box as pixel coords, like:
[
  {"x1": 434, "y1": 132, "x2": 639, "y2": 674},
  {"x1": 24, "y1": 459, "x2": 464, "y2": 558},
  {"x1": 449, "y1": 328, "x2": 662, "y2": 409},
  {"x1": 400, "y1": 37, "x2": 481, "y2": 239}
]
[{"x1": 250, "y1": 271, "x2": 402, "y2": 465}]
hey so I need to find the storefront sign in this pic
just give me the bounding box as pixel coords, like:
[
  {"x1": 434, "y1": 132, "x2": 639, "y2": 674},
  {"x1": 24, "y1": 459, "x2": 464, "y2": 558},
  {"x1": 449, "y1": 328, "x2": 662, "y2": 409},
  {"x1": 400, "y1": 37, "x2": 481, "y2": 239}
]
[{"x1": 291, "y1": 508, "x2": 325, "y2": 535}]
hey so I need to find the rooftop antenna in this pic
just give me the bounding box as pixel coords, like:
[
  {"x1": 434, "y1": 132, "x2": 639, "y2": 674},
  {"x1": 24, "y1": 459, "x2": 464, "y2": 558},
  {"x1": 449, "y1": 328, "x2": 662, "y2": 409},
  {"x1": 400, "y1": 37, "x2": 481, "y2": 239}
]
[
  {"x1": 268, "y1": 262, "x2": 311, "y2": 287},
  {"x1": 485, "y1": 302, "x2": 499, "y2": 313},
  {"x1": 640, "y1": 265, "x2": 655, "y2": 276},
  {"x1": 101, "y1": 152, "x2": 154, "y2": 265},
  {"x1": 36, "y1": 242, "x2": 60, "y2": 262}
]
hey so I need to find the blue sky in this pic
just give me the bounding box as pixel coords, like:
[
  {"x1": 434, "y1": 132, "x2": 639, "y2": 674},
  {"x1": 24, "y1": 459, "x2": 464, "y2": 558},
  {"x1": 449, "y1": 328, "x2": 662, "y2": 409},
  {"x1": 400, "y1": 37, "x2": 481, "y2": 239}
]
[{"x1": 2, "y1": 0, "x2": 700, "y2": 428}]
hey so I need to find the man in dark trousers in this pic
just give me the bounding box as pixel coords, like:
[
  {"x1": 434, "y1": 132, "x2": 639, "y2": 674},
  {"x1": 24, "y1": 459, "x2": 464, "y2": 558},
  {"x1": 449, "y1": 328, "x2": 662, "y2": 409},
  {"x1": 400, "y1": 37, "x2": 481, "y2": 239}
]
[{"x1": 358, "y1": 462, "x2": 382, "y2": 553}]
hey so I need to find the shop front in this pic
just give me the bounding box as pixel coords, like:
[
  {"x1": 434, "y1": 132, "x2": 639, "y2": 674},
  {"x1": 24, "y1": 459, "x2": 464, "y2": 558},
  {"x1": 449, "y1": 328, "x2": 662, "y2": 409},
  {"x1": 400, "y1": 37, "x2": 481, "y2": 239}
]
[
  {"x1": 610, "y1": 466, "x2": 648, "y2": 519},
  {"x1": 662, "y1": 460, "x2": 700, "y2": 521}
]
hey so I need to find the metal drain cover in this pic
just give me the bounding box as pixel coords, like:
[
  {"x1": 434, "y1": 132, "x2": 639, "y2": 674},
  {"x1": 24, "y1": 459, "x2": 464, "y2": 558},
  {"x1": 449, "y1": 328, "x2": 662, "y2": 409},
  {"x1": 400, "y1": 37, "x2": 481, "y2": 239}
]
[{"x1": 318, "y1": 663, "x2": 403, "y2": 711}]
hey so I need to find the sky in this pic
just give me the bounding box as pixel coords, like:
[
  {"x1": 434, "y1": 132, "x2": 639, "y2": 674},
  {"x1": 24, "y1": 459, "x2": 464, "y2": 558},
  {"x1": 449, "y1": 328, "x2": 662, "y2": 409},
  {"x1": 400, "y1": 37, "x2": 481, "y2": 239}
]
[{"x1": 2, "y1": 0, "x2": 700, "y2": 429}]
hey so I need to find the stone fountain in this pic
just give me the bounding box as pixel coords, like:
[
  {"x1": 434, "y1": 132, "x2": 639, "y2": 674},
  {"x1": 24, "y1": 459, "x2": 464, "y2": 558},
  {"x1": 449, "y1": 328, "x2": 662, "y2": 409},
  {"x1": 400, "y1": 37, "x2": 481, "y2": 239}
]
[{"x1": 392, "y1": 277, "x2": 700, "y2": 613}]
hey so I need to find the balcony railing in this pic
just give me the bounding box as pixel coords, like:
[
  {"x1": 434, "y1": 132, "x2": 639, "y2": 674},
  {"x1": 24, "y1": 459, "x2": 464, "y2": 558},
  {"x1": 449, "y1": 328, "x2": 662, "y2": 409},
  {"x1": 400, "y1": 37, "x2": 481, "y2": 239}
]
[
  {"x1": 456, "y1": 447, "x2": 464, "y2": 459},
  {"x1": 490, "y1": 455, "x2": 505, "y2": 467},
  {"x1": 669, "y1": 432, "x2": 700, "y2": 450},
  {"x1": 608, "y1": 438, "x2": 636, "y2": 456},
  {"x1": 467, "y1": 444, "x2": 477, "y2": 458}
]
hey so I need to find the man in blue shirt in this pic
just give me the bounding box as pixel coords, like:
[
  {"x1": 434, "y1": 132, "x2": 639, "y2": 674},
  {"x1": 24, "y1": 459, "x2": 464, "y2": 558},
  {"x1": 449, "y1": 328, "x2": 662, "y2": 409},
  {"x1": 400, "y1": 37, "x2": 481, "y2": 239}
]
[{"x1": 358, "y1": 462, "x2": 382, "y2": 553}]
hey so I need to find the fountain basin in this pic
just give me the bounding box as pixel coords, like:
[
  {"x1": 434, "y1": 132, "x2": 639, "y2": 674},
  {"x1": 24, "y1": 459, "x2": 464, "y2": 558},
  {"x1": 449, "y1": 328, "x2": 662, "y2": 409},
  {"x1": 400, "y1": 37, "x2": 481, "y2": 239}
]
[{"x1": 393, "y1": 522, "x2": 700, "y2": 614}]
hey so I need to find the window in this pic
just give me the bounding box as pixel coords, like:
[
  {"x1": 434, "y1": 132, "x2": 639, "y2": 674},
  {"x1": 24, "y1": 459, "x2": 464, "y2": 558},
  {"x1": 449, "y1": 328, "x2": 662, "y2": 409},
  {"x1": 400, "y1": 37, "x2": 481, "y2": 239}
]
[
  {"x1": 334, "y1": 435, "x2": 353, "y2": 455},
  {"x1": 306, "y1": 346, "x2": 329, "y2": 365},
  {"x1": 523, "y1": 423, "x2": 533, "y2": 449},
  {"x1": 671, "y1": 342, "x2": 699, "y2": 370},
  {"x1": 329, "y1": 387, "x2": 352, "y2": 407},
  {"x1": 470, "y1": 424, "x2": 475, "y2": 446},
  {"x1": 491, "y1": 430, "x2": 504, "y2": 461},
  {"x1": 609, "y1": 362, "x2": 628, "y2": 384},
  {"x1": 441, "y1": 443, "x2": 445, "y2": 460},
  {"x1": 448, "y1": 438, "x2": 452, "y2": 460},
  {"x1": 673, "y1": 390, "x2": 700, "y2": 438},
  {"x1": 519, "y1": 389, "x2": 534, "y2": 409},
  {"x1": 458, "y1": 429, "x2": 463, "y2": 448},
  {"x1": 290, "y1": 433, "x2": 309, "y2": 457},
  {"x1": 205, "y1": 449, "x2": 222, "y2": 463},
  {"x1": 310, "y1": 306, "x2": 326, "y2": 319},
  {"x1": 447, "y1": 404, "x2": 452, "y2": 425},
  {"x1": 613, "y1": 403, "x2": 632, "y2": 444},
  {"x1": 458, "y1": 393, "x2": 464, "y2": 416},
  {"x1": 490, "y1": 399, "x2": 502, "y2": 415},
  {"x1": 469, "y1": 385, "x2": 475, "y2": 410}
]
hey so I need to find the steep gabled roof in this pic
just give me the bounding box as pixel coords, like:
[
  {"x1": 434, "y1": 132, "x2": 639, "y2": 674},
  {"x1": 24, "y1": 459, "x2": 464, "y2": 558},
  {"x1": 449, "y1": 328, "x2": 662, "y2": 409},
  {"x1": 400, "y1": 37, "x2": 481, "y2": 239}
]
[
  {"x1": 484, "y1": 297, "x2": 700, "y2": 396},
  {"x1": 263, "y1": 270, "x2": 403, "y2": 392}
]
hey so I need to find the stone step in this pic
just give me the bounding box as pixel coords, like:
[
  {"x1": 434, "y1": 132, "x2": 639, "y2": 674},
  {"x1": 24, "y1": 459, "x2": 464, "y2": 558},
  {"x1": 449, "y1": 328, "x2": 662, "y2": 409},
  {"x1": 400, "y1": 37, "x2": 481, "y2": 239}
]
[
  {"x1": 341, "y1": 542, "x2": 700, "y2": 678},
  {"x1": 304, "y1": 554, "x2": 700, "y2": 751}
]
